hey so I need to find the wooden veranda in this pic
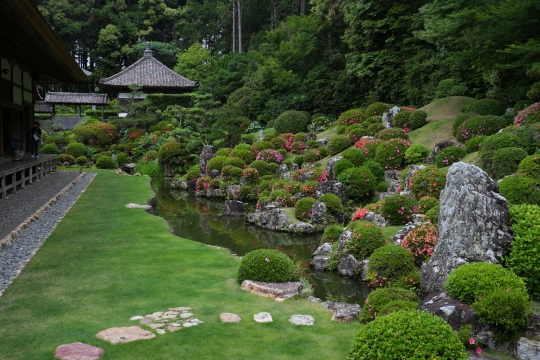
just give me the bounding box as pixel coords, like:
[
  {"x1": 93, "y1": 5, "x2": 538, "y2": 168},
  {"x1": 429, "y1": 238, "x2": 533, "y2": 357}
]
[{"x1": 0, "y1": 154, "x2": 57, "y2": 198}]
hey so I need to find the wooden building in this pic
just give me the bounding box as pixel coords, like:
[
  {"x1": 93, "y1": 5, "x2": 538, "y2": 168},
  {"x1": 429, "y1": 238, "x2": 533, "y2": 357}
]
[{"x1": 0, "y1": 0, "x2": 86, "y2": 157}]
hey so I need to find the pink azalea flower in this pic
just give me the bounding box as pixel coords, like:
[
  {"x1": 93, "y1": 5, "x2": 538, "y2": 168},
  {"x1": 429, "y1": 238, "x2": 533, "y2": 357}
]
[
  {"x1": 469, "y1": 338, "x2": 475, "y2": 345},
  {"x1": 265, "y1": 258, "x2": 270, "y2": 262},
  {"x1": 476, "y1": 347, "x2": 482, "y2": 355}
]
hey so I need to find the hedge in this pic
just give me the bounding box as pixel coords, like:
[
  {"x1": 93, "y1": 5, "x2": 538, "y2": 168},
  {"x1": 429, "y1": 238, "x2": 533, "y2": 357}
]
[{"x1": 146, "y1": 93, "x2": 195, "y2": 110}]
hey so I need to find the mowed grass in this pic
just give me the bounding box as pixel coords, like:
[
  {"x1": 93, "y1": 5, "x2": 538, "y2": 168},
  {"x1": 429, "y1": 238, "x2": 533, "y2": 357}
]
[{"x1": 0, "y1": 170, "x2": 361, "y2": 360}]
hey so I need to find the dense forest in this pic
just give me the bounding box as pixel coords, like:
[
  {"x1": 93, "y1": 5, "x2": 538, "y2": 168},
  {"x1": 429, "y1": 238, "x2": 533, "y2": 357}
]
[{"x1": 35, "y1": 0, "x2": 540, "y2": 117}]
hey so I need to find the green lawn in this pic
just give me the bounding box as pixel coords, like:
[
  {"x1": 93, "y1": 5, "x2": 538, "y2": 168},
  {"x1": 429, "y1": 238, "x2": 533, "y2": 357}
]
[{"x1": 0, "y1": 170, "x2": 361, "y2": 359}]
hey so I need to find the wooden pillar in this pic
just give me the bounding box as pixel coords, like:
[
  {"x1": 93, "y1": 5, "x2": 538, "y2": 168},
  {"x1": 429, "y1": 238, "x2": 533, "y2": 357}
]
[
  {"x1": 78, "y1": 105, "x2": 81, "y2": 118},
  {"x1": 101, "y1": 105, "x2": 104, "y2": 121}
]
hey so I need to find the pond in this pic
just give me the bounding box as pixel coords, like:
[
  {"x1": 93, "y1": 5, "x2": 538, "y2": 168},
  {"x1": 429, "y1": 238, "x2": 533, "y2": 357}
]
[{"x1": 152, "y1": 180, "x2": 369, "y2": 304}]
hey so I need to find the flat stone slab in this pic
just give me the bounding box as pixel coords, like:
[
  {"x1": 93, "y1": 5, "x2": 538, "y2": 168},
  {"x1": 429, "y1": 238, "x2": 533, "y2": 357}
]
[
  {"x1": 322, "y1": 301, "x2": 362, "y2": 323},
  {"x1": 125, "y1": 203, "x2": 151, "y2": 209},
  {"x1": 289, "y1": 314, "x2": 315, "y2": 326},
  {"x1": 220, "y1": 313, "x2": 242, "y2": 323},
  {"x1": 169, "y1": 307, "x2": 191, "y2": 312},
  {"x1": 95, "y1": 326, "x2": 156, "y2": 344},
  {"x1": 54, "y1": 342, "x2": 104, "y2": 360},
  {"x1": 241, "y1": 280, "x2": 303, "y2": 301},
  {"x1": 254, "y1": 312, "x2": 273, "y2": 323}
]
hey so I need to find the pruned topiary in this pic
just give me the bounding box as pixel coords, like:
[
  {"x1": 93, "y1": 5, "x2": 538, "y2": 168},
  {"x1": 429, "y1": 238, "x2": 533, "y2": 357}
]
[{"x1": 237, "y1": 249, "x2": 299, "y2": 283}]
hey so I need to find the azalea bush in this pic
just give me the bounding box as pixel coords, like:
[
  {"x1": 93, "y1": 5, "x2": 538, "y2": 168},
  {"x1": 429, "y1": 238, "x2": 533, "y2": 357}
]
[
  {"x1": 379, "y1": 194, "x2": 417, "y2": 225},
  {"x1": 338, "y1": 108, "x2": 364, "y2": 126},
  {"x1": 479, "y1": 132, "x2": 523, "y2": 175},
  {"x1": 416, "y1": 196, "x2": 440, "y2": 214},
  {"x1": 295, "y1": 197, "x2": 317, "y2": 221},
  {"x1": 321, "y1": 224, "x2": 344, "y2": 243},
  {"x1": 206, "y1": 156, "x2": 229, "y2": 172},
  {"x1": 366, "y1": 244, "x2": 418, "y2": 291},
  {"x1": 252, "y1": 140, "x2": 273, "y2": 153},
  {"x1": 375, "y1": 138, "x2": 410, "y2": 169},
  {"x1": 95, "y1": 155, "x2": 116, "y2": 169},
  {"x1": 57, "y1": 154, "x2": 76, "y2": 165},
  {"x1": 456, "y1": 115, "x2": 513, "y2": 143},
  {"x1": 345, "y1": 221, "x2": 386, "y2": 260},
  {"x1": 375, "y1": 128, "x2": 408, "y2": 141},
  {"x1": 401, "y1": 224, "x2": 437, "y2": 266},
  {"x1": 435, "y1": 146, "x2": 467, "y2": 168},
  {"x1": 337, "y1": 167, "x2": 377, "y2": 202},
  {"x1": 274, "y1": 110, "x2": 309, "y2": 134},
  {"x1": 491, "y1": 147, "x2": 528, "y2": 178},
  {"x1": 465, "y1": 136, "x2": 485, "y2": 153},
  {"x1": 237, "y1": 249, "x2": 299, "y2": 283},
  {"x1": 319, "y1": 193, "x2": 344, "y2": 214},
  {"x1": 514, "y1": 102, "x2": 540, "y2": 126},
  {"x1": 365, "y1": 102, "x2": 391, "y2": 116},
  {"x1": 359, "y1": 287, "x2": 418, "y2": 323},
  {"x1": 354, "y1": 139, "x2": 382, "y2": 160},
  {"x1": 405, "y1": 143, "x2": 429, "y2": 164},
  {"x1": 242, "y1": 167, "x2": 259, "y2": 185},
  {"x1": 499, "y1": 176, "x2": 540, "y2": 205},
  {"x1": 345, "y1": 124, "x2": 369, "y2": 143},
  {"x1": 342, "y1": 147, "x2": 367, "y2": 166},
  {"x1": 255, "y1": 149, "x2": 283, "y2": 164},
  {"x1": 409, "y1": 166, "x2": 446, "y2": 199},
  {"x1": 408, "y1": 110, "x2": 428, "y2": 130},
  {"x1": 328, "y1": 135, "x2": 352, "y2": 155},
  {"x1": 517, "y1": 155, "x2": 540, "y2": 178},
  {"x1": 393, "y1": 110, "x2": 411, "y2": 130},
  {"x1": 333, "y1": 159, "x2": 354, "y2": 179}
]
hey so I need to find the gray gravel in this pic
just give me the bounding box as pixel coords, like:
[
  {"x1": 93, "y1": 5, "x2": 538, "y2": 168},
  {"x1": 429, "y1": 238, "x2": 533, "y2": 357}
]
[
  {"x1": 0, "y1": 172, "x2": 96, "y2": 296},
  {"x1": 0, "y1": 171, "x2": 81, "y2": 240}
]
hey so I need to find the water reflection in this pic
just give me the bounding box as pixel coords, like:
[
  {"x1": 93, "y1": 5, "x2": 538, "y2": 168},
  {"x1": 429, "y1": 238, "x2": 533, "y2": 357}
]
[{"x1": 153, "y1": 180, "x2": 368, "y2": 304}]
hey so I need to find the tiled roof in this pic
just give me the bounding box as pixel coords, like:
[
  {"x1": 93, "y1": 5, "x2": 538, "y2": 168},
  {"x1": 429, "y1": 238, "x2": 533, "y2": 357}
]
[
  {"x1": 34, "y1": 101, "x2": 53, "y2": 113},
  {"x1": 44, "y1": 92, "x2": 109, "y2": 105},
  {"x1": 99, "y1": 44, "x2": 197, "y2": 90}
]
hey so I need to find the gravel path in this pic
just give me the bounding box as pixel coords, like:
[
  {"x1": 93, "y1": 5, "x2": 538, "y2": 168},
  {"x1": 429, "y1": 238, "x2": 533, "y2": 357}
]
[
  {"x1": 0, "y1": 171, "x2": 81, "y2": 240},
  {"x1": 0, "y1": 172, "x2": 96, "y2": 296}
]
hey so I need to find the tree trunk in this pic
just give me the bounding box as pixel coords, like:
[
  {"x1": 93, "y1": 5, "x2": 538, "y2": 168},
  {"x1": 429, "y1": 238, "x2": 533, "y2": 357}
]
[
  {"x1": 232, "y1": 1, "x2": 236, "y2": 53},
  {"x1": 238, "y1": 1, "x2": 242, "y2": 53},
  {"x1": 300, "y1": 0, "x2": 305, "y2": 14},
  {"x1": 327, "y1": 32, "x2": 332, "y2": 51}
]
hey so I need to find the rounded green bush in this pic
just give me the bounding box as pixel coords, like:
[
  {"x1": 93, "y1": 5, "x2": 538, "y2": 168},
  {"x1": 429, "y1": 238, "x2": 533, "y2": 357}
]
[
  {"x1": 186, "y1": 164, "x2": 200, "y2": 181},
  {"x1": 462, "y1": 99, "x2": 507, "y2": 116},
  {"x1": 417, "y1": 196, "x2": 440, "y2": 214},
  {"x1": 376, "y1": 181, "x2": 389, "y2": 192},
  {"x1": 457, "y1": 115, "x2": 513, "y2": 143},
  {"x1": 216, "y1": 148, "x2": 232, "y2": 157},
  {"x1": 144, "y1": 150, "x2": 158, "y2": 161},
  {"x1": 75, "y1": 156, "x2": 88, "y2": 166},
  {"x1": 436, "y1": 78, "x2": 466, "y2": 98},
  {"x1": 338, "y1": 108, "x2": 364, "y2": 126},
  {"x1": 345, "y1": 124, "x2": 369, "y2": 143},
  {"x1": 453, "y1": 113, "x2": 479, "y2": 137},
  {"x1": 405, "y1": 143, "x2": 429, "y2": 164},
  {"x1": 499, "y1": 176, "x2": 540, "y2": 205},
  {"x1": 336, "y1": 125, "x2": 347, "y2": 135},
  {"x1": 158, "y1": 141, "x2": 189, "y2": 167},
  {"x1": 392, "y1": 111, "x2": 411, "y2": 129},
  {"x1": 379, "y1": 300, "x2": 420, "y2": 316},
  {"x1": 274, "y1": 110, "x2": 309, "y2": 134},
  {"x1": 116, "y1": 152, "x2": 129, "y2": 167},
  {"x1": 410, "y1": 166, "x2": 446, "y2": 199},
  {"x1": 294, "y1": 133, "x2": 306, "y2": 142},
  {"x1": 206, "y1": 156, "x2": 230, "y2": 172},
  {"x1": 517, "y1": 155, "x2": 540, "y2": 178},
  {"x1": 317, "y1": 146, "x2": 328, "y2": 158},
  {"x1": 66, "y1": 142, "x2": 87, "y2": 159},
  {"x1": 295, "y1": 197, "x2": 317, "y2": 221},
  {"x1": 362, "y1": 160, "x2": 384, "y2": 183},
  {"x1": 465, "y1": 136, "x2": 485, "y2": 153},
  {"x1": 408, "y1": 110, "x2": 428, "y2": 130},
  {"x1": 304, "y1": 149, "x2": 322, "y2": 163},
  {"x1": 96, "y1": 155, "x2": 117, "y2": 169},
  {"x1": 333, "y1": 158, "x2": 354, "y2": 178},
  {"x1": 491, "y1": 147, "x2": 528, "y2": 178},
  {"x1": 341, "y1": 148, "x2": 367, "y2": 167},
  {"x1": 514, "y1": 102, "x2": 540, "y2": 126},
  {"x1": 41, "y1": 143, "x2": 61, "y2": 155},
  {"x1": 359, "y1": 287, "x2": 418, "y2": 323},
  {"x1": 350, "y1": 310, "x2": 468, "y2": 360},
  {"x1": 225, "y1": 157, "x2": 246, "y2": 169},
  {"x1": 479, "y1": 132, "x2": 523, "y2": 174},
  {"x1": 321, "y1": 224, "x2": 344, "y2": 243},
  {"x1": 231, "y1": 148, "x2": 255, "y2": 164},
  {"x1": 221, "y1": 165, "x2": 243, "y2": 183},
  {"x1": 379, "y1": 194, "x2": 417, "y2": 225},
  {"x1": 375, "y1": 138, "x2": 410, "y2": 170},
  {"x1": 327, "y1": 135, "x2": 351, "y2": 155},
  {"x1": 337, "y1": 167, "x2": 377, "y2": 202},
  {"x1": 366, "y1": 115, "x2": 382, "y2": 124},
  {"x1": 319, "y1": 193, "x2": 344, "y2": 214},
  {"x1": 366, "y1": 123, "x2": 386, "y2": 136},
  {"x1": 345, "y1": 221, "x2": 386, "y2": 260},
  {"x1": 367, "y1": 244, "x2": 415, "y2": 283},
  {"x1": 445, "y1": 262, "x2": 528, "y2": 305},
  {"x1": 376, "y1": 128, "x2": 408, "y2": 141},
  {"x1": 425, "y1": 206, "x2": 439, "y2": 224},
  {"x1": 435, "y1": 146, "x2": 467, "y2": 168},
  {"x1": 252, "y1": 140, "x2": 273, "y2": 153},
  {"x1": 57, "y1": 154, "x2": 76, "y2": 165},
  {"x1": 237, "y1": 249, "x2": 298, "y2": 283},
  {"x1": 365, "y1": 102, "x2": 391, "y2": 117}
]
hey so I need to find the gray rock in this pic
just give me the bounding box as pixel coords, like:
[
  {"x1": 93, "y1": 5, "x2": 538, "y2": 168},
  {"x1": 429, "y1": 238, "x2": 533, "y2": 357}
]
[
  {"x1": 228, "y1": 185, "x2": 241, "y2": 200},
  {"x1": 505, "y1": 108, "x2": 515, "y2": 116},
  {"x1": 426, "y1": 140, "x2": 456, "y2": 164},
  {"x1": 305, "y1": 133, "x2": 317, "y2": 142},
  {"x1": 310, "y1": 202, "x2": 327, "y2": 226},
  {"x1": 199, "y1": 145, "x2": 216, "y2": 175},
  {"x1": 208, "y1": 169, "x2": 220, "y2": 179},
  {"x1": 54, "y1": 342, "x2": 104, "y2": 360},
  {"x1": 220, "y1": 313, "x2": 241, "y2": 323},
  {"x1": 311, "y1": 255, "x2": 330, "y2": 269},
  {"x1": 242, "y1": 280, "x2": 303, "y2": 301},
  {"x1": 421, "y1": 163, "x2": 513, "y2": 296},
  {"x1": 384, "y1": 170, "x2": 401, "y2": 184},
  {"x1": 337, "y1": 230, "x2": 353, "y2": 254},
  {"x1": 362, "y1": 212, "x2": 388, "y2": 227},
  {"x1": 316, "y1": 181, "x2": 347, "y2": 204},
  {"x1": 206, "y1": 189, "x2": 223, "y2": 198},
  {"x1": 359, "y1": 259, "x2": 369, "y2": 281},
  {"x1": 392, "y1": 222, "x2": 420, "y2": 246},
  {"x1": 403, "y1": 165, "x2": 427, "y2": 192},
  {"x1": 322, "y1": 301, "x2": 362, "y2": 323},
  {"x1": 257, "y1": 129, "x2": 264, "y2": 142},
  {"x1": 289, "y1": 314, "x2": 315, "y2": 326},
  {"x1": 318, "y1": 137, "x2": 329, "y2": 147},
  {"x1": 254, "y1": 312, "x2": 273, "y2": 323},
  {"x1": 256, "y1": 208, "x2": 290, "y2": 231},
  {"x1": 222, "y1": 200, "x2": 246, "y2": 217},
  {"x1": 289, "y1": 222, "x2": 316, "y2": 234},
  {"x1": 326, "y1": 156, "x2": 344, "y2": 180},
  {"x1": 257, "y1": 201, "x2": 283, "y2": 211},
  {"x1": 95, "y1": 326, "x2": 156, "y2": 344},
  {"x1": 312, "y1": 242, "x2": 333, "y2": 257},
  {"x1": 308, "y1": 296, "x2": 322, "y2": 303},
  {"x1": 276, "y1": 164, "x2": 289, "y2": 178},
  {"x1": 516, "y1": 337, "x2": 540, "y2": 360},
  {"x1": 338, "y1": 254, "x2": 360, "y2": 277},
  {"x1": 282, "y1": 172, "x2": 292, "y2": 181}
]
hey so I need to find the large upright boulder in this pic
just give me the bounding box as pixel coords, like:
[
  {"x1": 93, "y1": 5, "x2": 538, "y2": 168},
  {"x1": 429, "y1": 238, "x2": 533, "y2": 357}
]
[
  {"x1": 326, "y1": 156, "x2": 343, "y2": 180},
  {"x1": 199, "y1": 145, "x2": 216, "y2": 175},
  {"x1": 420, "y1": 163, "x2": 512, "y2": 296}
]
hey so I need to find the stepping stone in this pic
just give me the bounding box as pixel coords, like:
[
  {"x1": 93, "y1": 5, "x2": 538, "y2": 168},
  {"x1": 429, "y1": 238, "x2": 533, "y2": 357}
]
[
  {"x1": 95, "y1": 326, "x2": 156, "y2": 345},
  {"x1": 168, "y1": 326, "x2": 181, "y2": 332},
  {"x1": 125, "y1": 203, "x2": 151, "y2": 209},
  {"x1": 254, "y1": 312, "x2": 273, "y2": 323},
  {"x1": 289, "y1": 314, "x2": 315, "y2": 326},
  {"x1": 164, "y1": 311, "x2": 178, "y2": 317},
  {"x1": 139, "y1": 318, "x2": 153, "y2": 325},
  {"x1": 148, "y1": 323, "x2": 165, "y2": 329},
  {"x1": 156, "y1": 329, "x2": 166, "y2": 335},
  {"x1": 130, "y1": 316, "x2": 144, "y2": 321},
  {"x1": 54, "y1": 342, "x2": 104, "y2": 360},
  {"x1": 241, "y1": 280, "x2": 303, "y2": 301},
  {"x1": 220, "y1": 313, "x2": 241, "y2": 323},
  {"x1": 180, "y1": 312, "x2": 193, "y2": 318},
  {"x1": 169, "y1": 307, "x2": 192, "y2": 312},
  {"x1": 183, "y1": 322, "x2": 198, "y2": 328}
]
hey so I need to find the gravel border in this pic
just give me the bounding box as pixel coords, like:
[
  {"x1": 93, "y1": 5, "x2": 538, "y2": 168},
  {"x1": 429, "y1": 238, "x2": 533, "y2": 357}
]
[{"x1": 0, "y1": 172, "x2": 96, "y2": 297}]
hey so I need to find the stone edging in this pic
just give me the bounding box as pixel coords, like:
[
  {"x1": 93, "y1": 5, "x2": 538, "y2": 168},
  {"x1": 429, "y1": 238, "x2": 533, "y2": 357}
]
[{"x1": 0, "y1": 172, "x2": 94, "y2": 297}]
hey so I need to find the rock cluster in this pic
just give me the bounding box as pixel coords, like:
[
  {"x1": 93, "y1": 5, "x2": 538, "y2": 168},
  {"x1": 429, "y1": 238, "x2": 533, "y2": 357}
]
[
  {"x1": 129, "y1": 306, "x2": 203, "y2": 335},
  {"x1": 241, "y1": 280, "x2": 303, "y2": 301},
  {"x1": 322, "y1": 301, "x2": 362, "y2": 323}
]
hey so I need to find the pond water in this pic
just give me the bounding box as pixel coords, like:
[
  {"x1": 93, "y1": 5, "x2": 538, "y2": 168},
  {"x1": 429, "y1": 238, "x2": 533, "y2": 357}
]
[{"x1": 152, "y1": 180, "x2": 369, "y2": 304}]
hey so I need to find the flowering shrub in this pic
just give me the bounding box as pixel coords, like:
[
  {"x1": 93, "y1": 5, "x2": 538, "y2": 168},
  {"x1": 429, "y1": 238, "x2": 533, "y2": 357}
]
[
  {"x1": 295, "y1": 197, "x2": 317, "y2": 221},
  {"x1": 93, "y1": 122, "x2": 119, "y2": 145},
  {"x1": 345, "y1": 221, "x2": 386, "y2": 260},
  {"x1": 195, "y1": 176, "x2": 213, "y2": 192},
  {"x1": 479, "y1": 132, "x2": 522, "y2": 175},
  {"x1": 270, "y1": 136, "x2": 286, "y2": 150},
  {"x1": 158, "y1": 141, "x2": 189, "y2": 167},
  {"x1": 255, "y1": 149, "x2": 284, "y2": 164},
  {"x1": 405, "y1": 143, "x2": 429, "y2": 164},
  {"x1": 425, "y1": 206, "x2": 439, "y2": 224},
  {"x1": 304, "y1": 149, "x2": 323, "y2": 163},
  {"x1": 57, "y1": 154, "x2": 76, "y2": 165},
  {"x1": 237, "y1": 249, "x2": 299, "y2": 283},
  {"x1": 252, "y1": 141, "x2": 273, "y2": 153},
  {"x1": 231, "y1": 148, "x2": 255, "y2": 163},
  {"x1": 338, "y1": 108, "x2": 365, "y2": 126},
  {"x1": 359, "y1": 287, "x2": 418, "y2": 323},
  {"x1": 320, "y1": 193, "x2": 344, "y2": 214},
  {"x1": 465, "y1": 136, "x2": 485, "y2": 153},
  {"x1": 393, "y1": 111, "x2": 411, "y2": 130},
  {"x1": 345, "y1": 124, "x2": 369, "y2": 143},
  {"x1": 337, "y1": 167, "x2": 377, "y2": 201},
  {"x1": 375, "y1": 138, "x2": 410, "y2": 169},
  {"x1": 242, "y1": 168, "x2": 259, "y2": 185},
  {"x1": 379, "y1": 194, "x2": 417, "y2": 225},
  {"x1": 322, "y1": 224, "x2": 344, "y2": 243},
  {"x1": 300, "y1": 181, "x2": 318, "y2": 197},
  {"x1": 367, "y1": 123, "x2": 386, "y2": 136},
  {"x1": 353, "y1": 139, "x2": 382, "y2": 160},
  {"x1": 410, "y1": 166, "x2": 446, "y2": 199},
  {"x1": 363, "y1": 160, "x2": 385, "y2": 182},
  {"x1": 308, "y1": 116, "x2": 332, "y2": 132},
  {"x1": 144, "y1": 150, "x2": 158, "y2": 162},
  {"x1": 365, "y1": 102, "x2": 391, "y2": 116},
  {"x1": 333, "y1": 159, "x2": 354, "y2": 179},
  {"x1": 290, "y1": 141, "x2": 306, "y2": 154},
  {"x1": 366, "y1": 244, "x2": 418, "y2": 290},
  {"x1": 206, "y1": 156, "x2": 230, "y2": 172},
  {"x1": 456, "y1": 115, "x2": 513, "y2": 142},
  {"x1": 351, "y1": 208, "x2": 369, "y2": 221},
  {"x1": 452, "y1": 113, "x2": 479, "y2": 137},
  {"x1": 269, "y1": 190, "x2": 295, "y2": 207},
  {"x1": 517, "y1": 155, "x2": 540, "y2": 178},
  {"x1": 350, "y1": 310, "x2": 467, "y2": 359},
  {"x1": 249, "y1": 160, "x2": 271, "y2": 176},
  {"x1": 376, "y1": 128, "x2": 408, "y2": 141},
  {"x1": 128, "y1": 129, "x2": 145, "y2": 141},
  {"x1": 221, "y1": 165, "x2": 243, "y2": 183},
  {"x1": 514, "y1": 102, "x2": 540, "y2": 126},
  {"x1": 342, "y1": 147, "x2": 367, "y2": 166},
  {"x1": 401, "y1": 224, "x2": 437, "y2": 266},
  {"x1": 435, "y1": 146, "x2": 467, "y2": 168},
  {"x1": 416, "y1": 196, "x2": 440, "y2": 214},
  {"x1": 327, "y1": 135, "x2": 351, "y2": 155}
]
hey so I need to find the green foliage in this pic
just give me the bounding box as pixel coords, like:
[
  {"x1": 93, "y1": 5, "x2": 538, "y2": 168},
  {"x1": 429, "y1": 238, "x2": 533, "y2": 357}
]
[
  {"x1": 462, "y1": 99, "x2": 507, "y2": 116},
  {"x1": 252, "y1": 141, "x2": 273, "y2": 153},
  {"x1": 392, "y1": 111, "x2": 411, "y2": 129},
  {"x1": 41, "y1": 144, "x2": 61, "y2": 155},
  {"x1": 375, "y1": 139, "x2": 410, "y2": 170},
  {"x1": 173, "y1": 43, "x2": 212, "y2": 83},
  {"x1": 116, "y1": 152, "x2": 129, "y2": 167},
  {"x1": 491, "y1": 147, "x2": 528, "y2": 178},
  {"x1": 453, "y1": 113, "x2": 479, "y2": 138},
  {"x1": 405, "y1": 143, "x2": 429, "y2": 164},
  {"x1": 377, "y1": 181, "x2": 389, "y2": 192},
  {"x1": 338, "y1": 108, "x2": 364, "y2": 126},
  {"x1": 500, "y1": 176, "x2": 540, "y2": 205},
  {"x1": 295, "y1": 197, "x2": 317, "y2": 221},
  {"x1": 73, "y1": 121, "x2": 118, "y2": 145},
  {"x1": 57, "y1": 154, "x2": 76, "y2": 165},
  {"x1": 327, "y1": 135, "x2": 351, "y2": 155},
  {"x1": 408, "y1": 110, "x2": 428, "y2": 130},
  {"x1": 293, "y1": 155, "x2": 304, "y2": 166},
  {"x1": 366, "y1": 123, "x2": 386, "y2": 136},
  {"x1": 319, "y1": 193, "x2": 344, "y2": 214},
  {"x1": 274, "y1": 110, "x2": 309, "y2": 134},
  {"x1": 345, "y1": 124, "x2": 369, "y2": 143},
  {"x1": 456, "y1": 115, "x2": 514, "y2": 143},
  {"x1": 375, "y1": 128, "x2": 408, "y2": 141},
  {"x1": 350, "y1": 311, "x2": 467, "y2": 360},
  {"x1": 362, "y1": 160, "x2": 385, "y2": 183},
  {"x1": 435, "y1": 146, "x2": 467, "y2": 168},
  {"x1": 345, "y1": 221, "x2": 386, "y2": 260},
  {"x1": 337, "y1": 167, "x2": 377, "y2": 202},
  {"x1": 465, "y1": 136, "x2": 485, "y2": 153},
  {"x1": 341, "y1": 148, "x2": 366, "y2": 166},
  {"x1": 333, "y1": 159, "x2": 354, "y2": 178},
  {"x1": 158, "y1": 142, "x2": 189, "y2": 169},
  {"x1": 75, "y1": 156, "x2": 88, "y2": 166},
  {"x1": 379, "y1": 194, "x2": 417, "y2": 225},
  {"x1": 379, "y1": 300, "x2": 420, "y2": 316},
  {"x1": 66, "y1": 142, "x2": 87, "y2": 159},
  {"x1": 480, "y1": 132, "x2": 523, "y2": 174},
  {"x1": 365, "y1": 102, "x2": 391, "y2": 117},
  {"x1": 436, "y1": 79, "x2": 467, "y2": 98},
  {"x1": 417, "y1": 196, "x2": 440, "y2": 214},
  {"x1": 508, "y1": 204, "x2": 540, "y2": 299},
  {"x1": 308, "y1": 116, "x2": 332, "y2": 132},
  {"x1": 359, "y1": 287, "x2": 418, "y2": 323},
  {"x1": 367, "y1": 244, "x2": 416, "y2": 286},
  {"x1": 425, "y1": 206, "x2": 440, "y2": 224},
  {"x1": 96, "y1": 155, "x2": 116, "y2": 169},
  {"x1": 401, "y1": 224, "x2": 438, "y2": 266},
  {"x1": 237, "y1": 249, "x2": 298, "y2": 283},
  {"x1": 517, "y1": 155, "x2": 540, "y2": 178},
  {"x1": 84, "y1": 110, "x2": 118, "y2": 118},
  {"x1": 321, "y1": 224, "x2": 344, "y2": 243},
  {"x1": 206, "y1": 156, "x2": 229, "y2": 172},
  {"x1": 186, "y1": 164, "x2": 200, "y2": 181},
  {"x1": 410, "y1": 166, "x2": 447, "y2": 199},
  {"x1": 445, "y1": 262, "x2": 528, "y2": 305},
  {"x1": 514, "y1": 102, "x2": 540, "y2": 126}
]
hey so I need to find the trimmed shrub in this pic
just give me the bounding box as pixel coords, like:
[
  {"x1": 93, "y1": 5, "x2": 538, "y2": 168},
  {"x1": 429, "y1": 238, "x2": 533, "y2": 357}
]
[
  {"x1": 377, "y1": 181, "x2": 389, "y2": 192},
  {"x1": 333, "y1": 158, "x2": 354, "y2": 179},
  {"x1": 445, "y1": 262, "x2": 528, "y2": 304},
  {"x1": 300, "y1": 181, "x2": 318, "y2": 197},
  {"x1": 363, "y1": 160, "x2": 385, "y2": 183},
  {"x1": 206, "y1": 156, "x2": 230, "y2": 172},
  {"x1": 186, "y1": 164, "x2": 200, "y2": 181},
  {"x1": 270, "y1": 136, "x2": 286, "y2": 150},
  {"x1": 417, "y1": 196, "x2": 440, "y2": 214},
  {"x1": 366, "y1": 115, "x2": 382, "y2": 124},
  {"x1": 295, "y1": 197, "x2": 317, "y2": 221},
  {"x1": 66, "y1": 142, "x2": 87, "y2": 159},
  {"x1": 237, "y1": 249, "x2": 298, "y2": 283},
  {"x1": 410, "y1": 166, "x2": 446, "y2": 199},
  {"x1": 231, "y1": 148, "x2": 255, "y2": 163},
  {"x1": 317, "y1": 146, "x2": 329, "y2": 158},
  {"x1": 456, "y1": 115, "x2": 513, "y2": 143},
  {"x1": 462, "y1": 99, "x2": 507, "y2": 116},
  {"x1": 453, "y1": 113, "x2": 479, "y2": 137},
  {"x1": 366, "y1": 123, "x2": 386, "y2": 136},
  {"x1": 345, "y1": 221, "x2": 386, "y2": 260},
  {"x1": 158, "y1": 141, "x2": 189, "y2": 168},
  {"x1": 75, "y1": 156, "x2": 88, "y2": 166},
  {"x1": 514, "y1": 102, "x2": 540, "y2": 126},
  {"x1": 349, "y1": 311, "x2": 468, "y2": 360},
  {"x1": 255, "y1": 149, "x2": 284, "y2": 164},
  {"x1": 465, "y1": 136, "x2": 485, "y2": 153},
  {"x1": 491, "y1": 147, "x2": 528, "y2": 178},
  {"x1": 408, "y1": 110, "x2": 428, "y2": 130},
  {"x1": 379, "y1": 194, "x2": 417, "y2": 225},
  {"x1": 294, "y1": 133, "x2": 306, "y2": 142},
  {"x1": 308, "y1": 116, "x2": 332, "y2": 132},
  {"x1": 242, "y1": 168, "x2": 259, "y2": 185},
  {"x1": 293, "y1": 155, "x2": 304, "y2": 166},
  {"x1": 226, "y1": 157, "x2": 246, "y2": 169},
  {"x1": 365, "y1": 102, "x2": 391, "y2": 117},
  {"x1": 290, "y1": 141, "x2": 305, "y2": 154},
  {"x1": 517, "y1": 155, "x2": 540, "y2": 178},
  {"x1": 479, "y1": 132, "x2": 522, "y2": 174},
  {"x1": 354, "y1": 139, "x2": 383, "y2": 161},
  {"x1": 321, "y1": 224, "x2": 344, "y2": 243},
  {"x1": 405, "y1": 143, "x2": 429, "y2": 164},
  {"x1": 252, "y1": 140, "x2": 273, "y2": 153},
  {"x1": 144, "y1": 150, "x2": 158, "y2": 162},
  {"x1": 116, "y1": 152, "x2": 129, "y2": 167},
  {"x1": 401, "y1": 224, "x2": 437, "y2": 266},
  {"x1": 338, "y1": 108, "x2": 364, "y2": 126},
  {"x1": 425, "y1": 205, "x2": 440, "y2": 224},
  {"x1": 41, "y1": 143, "x2": 61, "y2": 154},
  {"x1": 375, "y1": 138, "x2": 410, "y2": 170},
  {"x1": 221, "y1": 166, "x2": 243, "y2": 183},
  {"x1": 376, "y1": 128, "x2": 408, "y2": 141},
  {"x1": 359, "y1": 287, "x2": 418, "y2": 323},
  {"x1": 319, "y1": 193, "x2": 344, "y2": 214},
  {"x1": 435, "y1": 146, "x2": 467, "y2": 168},
  {"x1": 379, "y1": 300, "x2": 420, "y2": 316},
  {"x1": 499, "y1": 176, "x2": 540, "y2": 205},
  {"x1": 269, "y1": 190, "x2": 295, "y2": 207},
  {"x1": 345, "y1": 124, "x2": 369, "y2": 143},
  {"x1": 96, "y1": 155, "x2": 116, "y2": 169},
  {"x1": 341, "y1": 148, "x2": 366, "y2": 167},
  {"x1": 274, "y1": 110, "x2": 309, "y2": 134},
  {"x1": 508, "y1": 204, "x2": 540, "y2": 298},
  {"x1": 337, "y1": 167, "x2": 377, "y2": 202},
  {"x1": 327, "y1": 135, "x2": 351, "y2": 155},
  {"x1": 392, "y1": 111, "x2": 411, "y2": 130},
  {"x1": 57, "y1": 154, "x2": 76, "y2": 165},
  {"x1": 366, "y1": 244, "x2": 416, "y2": 289}
]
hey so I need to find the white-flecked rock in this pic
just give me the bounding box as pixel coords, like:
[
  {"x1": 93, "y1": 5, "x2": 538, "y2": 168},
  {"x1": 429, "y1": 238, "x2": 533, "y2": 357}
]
[
  {"x1": 220, "y1": 313, "x2": 242, "y2": 323},
  {"x1": 169, "y1": 307, "x2": 192, "y2": 312},
  {"x1": 95, "y1": 326, "x2": 156, "y2": 344},
  {"x1": 130, "y1": 316, "x2": 144, "y2": 321},
  {"x1": 254, "y1": 312, "x2": 273, "y2": 323},
  {"x1": 289, "y1": 314, "x2": 315, "y2": 326},
  {"x1": 180, "y1": 312, "x2": 193, "y2": 318},
  {"x1": 156, "y1": 329, "x2": 166, "y2": 335},
  {"x1": 148, "y1": 323, "x2": 165, "y2": 329},
  {"x1": 183, "y1": 322, "x2": 198, "y2": 328},
  {"x1": 516, "y1": 337, "x2": 540, "y2": 360}
]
